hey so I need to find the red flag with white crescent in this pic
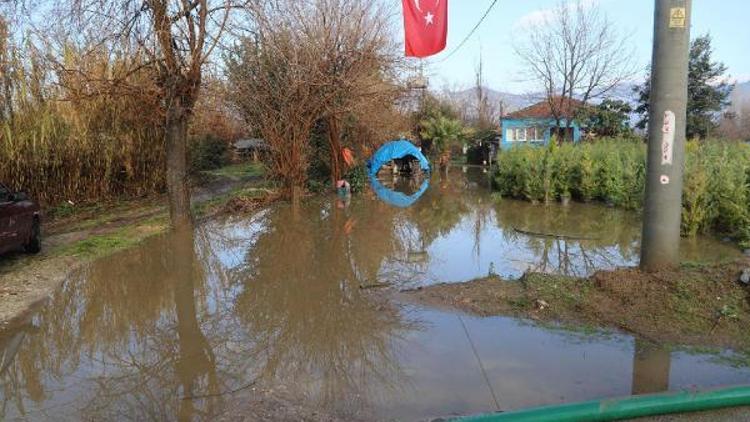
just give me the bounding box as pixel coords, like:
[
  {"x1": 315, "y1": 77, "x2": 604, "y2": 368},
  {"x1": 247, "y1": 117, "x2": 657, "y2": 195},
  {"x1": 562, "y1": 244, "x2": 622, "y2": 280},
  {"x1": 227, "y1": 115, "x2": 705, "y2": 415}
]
[{"x1": 402, "y1": 0, "x2": 448, "y2": 58}]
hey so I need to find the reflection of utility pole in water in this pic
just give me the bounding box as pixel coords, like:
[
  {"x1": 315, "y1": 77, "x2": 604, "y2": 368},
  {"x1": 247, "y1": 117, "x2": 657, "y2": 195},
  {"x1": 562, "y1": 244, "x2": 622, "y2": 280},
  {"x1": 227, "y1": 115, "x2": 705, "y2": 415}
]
[
  {"x1": 631, "y1": 339, "x2": 671, "y2": 395},
  {"x1": 641, "y1": 0, "x2": 691, "y2": 270}
]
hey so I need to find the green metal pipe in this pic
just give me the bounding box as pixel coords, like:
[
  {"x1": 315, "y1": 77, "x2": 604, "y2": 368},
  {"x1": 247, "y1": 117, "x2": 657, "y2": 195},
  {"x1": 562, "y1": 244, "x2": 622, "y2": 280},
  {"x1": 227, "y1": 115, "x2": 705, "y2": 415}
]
[{"x1": 455, "y1": 386, "x2": 750, "y2": 422}]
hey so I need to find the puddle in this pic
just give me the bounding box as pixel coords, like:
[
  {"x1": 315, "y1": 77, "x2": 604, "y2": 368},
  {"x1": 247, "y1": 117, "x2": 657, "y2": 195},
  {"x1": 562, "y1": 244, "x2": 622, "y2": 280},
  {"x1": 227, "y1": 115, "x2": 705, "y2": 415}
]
[{"x1": 0, "y1": 167, "x2": 745, "y2": 421}]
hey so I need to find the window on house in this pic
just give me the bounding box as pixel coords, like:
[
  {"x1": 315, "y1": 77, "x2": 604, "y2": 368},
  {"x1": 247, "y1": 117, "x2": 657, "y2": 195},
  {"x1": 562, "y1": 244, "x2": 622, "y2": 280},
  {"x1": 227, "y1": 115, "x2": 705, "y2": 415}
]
[
  {"x1": 529, "y1": 126, "x2": 545, "y2": 141},
  {"x1": 506, "y1": 128, "x2": 515, "y2": 142}
]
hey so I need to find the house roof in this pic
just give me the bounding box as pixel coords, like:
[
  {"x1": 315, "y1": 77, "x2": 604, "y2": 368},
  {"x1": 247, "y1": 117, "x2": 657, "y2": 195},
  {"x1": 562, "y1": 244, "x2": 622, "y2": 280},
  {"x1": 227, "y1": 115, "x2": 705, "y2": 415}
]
[{"x1": 506, "y1": 97, "x2": 587, "y2": 119}]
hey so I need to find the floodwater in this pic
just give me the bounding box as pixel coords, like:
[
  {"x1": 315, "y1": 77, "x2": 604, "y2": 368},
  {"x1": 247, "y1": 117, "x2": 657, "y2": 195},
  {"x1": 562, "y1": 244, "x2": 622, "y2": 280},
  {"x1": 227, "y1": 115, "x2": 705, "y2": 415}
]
[{"x1": 0, "y1": 167, "x2": 747, "y2": 421}]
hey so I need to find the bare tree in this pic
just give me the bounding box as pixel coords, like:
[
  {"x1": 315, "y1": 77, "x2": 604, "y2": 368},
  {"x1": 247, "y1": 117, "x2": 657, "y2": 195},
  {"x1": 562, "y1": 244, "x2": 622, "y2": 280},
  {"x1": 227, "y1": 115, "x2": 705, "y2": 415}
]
[
  {"x1": 311, "y1": 0, "x2": 402, "y2": 186},
  {"x1": 514, "y1": 0, "x2": 635, "y2": 140},
  {"x1": 226, "y1": 1, "x2": 329, "y2": 205},
  {"x1": 227, "y1": 0, "x2": 402, "y2": 199},
  {"x1": 474, "y1": 50, "x2": 497, "y2": 130},
  {"x1": 55, "y1": 0, "x2": 234, "y2": 226}
]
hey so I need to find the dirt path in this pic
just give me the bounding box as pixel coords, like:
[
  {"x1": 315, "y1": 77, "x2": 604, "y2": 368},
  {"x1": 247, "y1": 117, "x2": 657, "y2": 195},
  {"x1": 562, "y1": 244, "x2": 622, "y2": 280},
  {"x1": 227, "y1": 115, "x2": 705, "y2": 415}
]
[{"x1": 0, "y1": 169, "x2": 270, "y2": 328}]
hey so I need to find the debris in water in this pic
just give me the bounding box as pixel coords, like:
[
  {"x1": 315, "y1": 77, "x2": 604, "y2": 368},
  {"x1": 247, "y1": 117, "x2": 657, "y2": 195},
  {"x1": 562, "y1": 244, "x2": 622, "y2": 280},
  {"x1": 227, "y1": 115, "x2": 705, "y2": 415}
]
[
  {"x1": 534, "y1": 299, "x2": 549, "y2": 310},
  {"x1": 359, "y1": 281, "x2": 389, "y2": 290},
  {"x1": 488, "y1": 262, "x2": 497, "y2": 277},
  {"x1": 513, "y1": 227, "x2": 599, "y2": 241},
  {"x1": 221, "y1": 189, "x2": 279, "y2": 215},
  {"x1": 739, "y1": 268, "x2": 750, "y2": 285}
]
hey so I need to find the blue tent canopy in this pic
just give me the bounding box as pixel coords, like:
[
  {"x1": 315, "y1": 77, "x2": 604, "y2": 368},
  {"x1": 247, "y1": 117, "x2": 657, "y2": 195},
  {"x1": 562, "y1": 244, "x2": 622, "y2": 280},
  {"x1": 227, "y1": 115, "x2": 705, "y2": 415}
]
[
  {"x1": 368, "y1": 139, "x2": 430, "y2": 177},
  {"x1": 370, "y1": 177, "x2": 430, "y2": 208}
]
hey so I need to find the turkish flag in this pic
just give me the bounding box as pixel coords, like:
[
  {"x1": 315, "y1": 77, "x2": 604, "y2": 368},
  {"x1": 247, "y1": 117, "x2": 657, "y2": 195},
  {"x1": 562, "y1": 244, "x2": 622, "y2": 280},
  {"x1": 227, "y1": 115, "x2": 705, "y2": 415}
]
[{"x1": 402, "y1": 0, "x2": 448, "y2": 58}]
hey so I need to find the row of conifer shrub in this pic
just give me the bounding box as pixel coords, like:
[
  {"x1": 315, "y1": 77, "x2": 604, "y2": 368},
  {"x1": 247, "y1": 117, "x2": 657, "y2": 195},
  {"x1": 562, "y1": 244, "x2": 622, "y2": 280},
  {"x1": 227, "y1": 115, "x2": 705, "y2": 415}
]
[{"x1": 494, "y1": 138, "x2": 750, "y2": 247}]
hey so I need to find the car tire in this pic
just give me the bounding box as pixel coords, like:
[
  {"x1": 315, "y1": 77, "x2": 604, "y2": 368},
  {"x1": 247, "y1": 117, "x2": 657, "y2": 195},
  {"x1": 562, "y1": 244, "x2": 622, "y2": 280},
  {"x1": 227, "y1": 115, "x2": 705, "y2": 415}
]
[{"x1": 25, "y1": 218, "x2": 41, "y2": 254}]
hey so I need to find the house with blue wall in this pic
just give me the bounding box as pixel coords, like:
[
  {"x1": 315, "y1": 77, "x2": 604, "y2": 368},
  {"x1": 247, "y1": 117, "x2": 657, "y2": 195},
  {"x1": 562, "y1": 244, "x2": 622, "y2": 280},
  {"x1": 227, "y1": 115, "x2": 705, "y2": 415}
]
[{"x1": 500, "y1": 97, "x2": 586, "y2": 150}]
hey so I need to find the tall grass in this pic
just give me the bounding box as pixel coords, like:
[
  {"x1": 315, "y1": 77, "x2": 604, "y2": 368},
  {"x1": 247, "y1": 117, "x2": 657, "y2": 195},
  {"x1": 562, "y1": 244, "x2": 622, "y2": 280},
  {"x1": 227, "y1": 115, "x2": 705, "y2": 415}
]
[
  {"x1": 0, "y1": 42, "x2": 167, "y2": 206},
  {"x1": 495, "y1": 139, "x2": 750, "y2": 247}
]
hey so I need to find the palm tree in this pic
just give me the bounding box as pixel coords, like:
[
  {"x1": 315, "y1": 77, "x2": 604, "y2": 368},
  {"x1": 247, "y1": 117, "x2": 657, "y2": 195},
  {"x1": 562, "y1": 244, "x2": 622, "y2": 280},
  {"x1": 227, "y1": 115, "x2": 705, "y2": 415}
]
[{"x1": 419, "y1": 114, "x2": 467, "y2": 169}]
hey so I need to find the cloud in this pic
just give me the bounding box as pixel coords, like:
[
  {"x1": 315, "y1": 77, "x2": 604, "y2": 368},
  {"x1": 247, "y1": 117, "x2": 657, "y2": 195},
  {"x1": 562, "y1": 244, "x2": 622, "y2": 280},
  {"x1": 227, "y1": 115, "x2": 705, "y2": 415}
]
[{"x1": 514, "y1": 0, "x2": 600, "y2": 30}]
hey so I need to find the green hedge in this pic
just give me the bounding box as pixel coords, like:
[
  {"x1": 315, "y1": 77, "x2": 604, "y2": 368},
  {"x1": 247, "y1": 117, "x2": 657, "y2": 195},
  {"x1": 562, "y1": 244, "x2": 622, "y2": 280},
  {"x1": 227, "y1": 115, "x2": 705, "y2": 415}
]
[
  {"x1": 189, "y1": 134, "x2": 230, "y2": 173},
  {"x1": 494, "y1": 139, "x2": 750, "y2": 247}
]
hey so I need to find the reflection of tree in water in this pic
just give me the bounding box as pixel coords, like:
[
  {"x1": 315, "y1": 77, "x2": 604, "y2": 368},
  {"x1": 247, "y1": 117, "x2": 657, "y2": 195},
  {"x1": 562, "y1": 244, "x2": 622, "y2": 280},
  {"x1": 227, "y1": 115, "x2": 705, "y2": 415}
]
[
  {"x1": 347, "y1": 199, "x2": 404, "y2": 284},
  {"x1": 406, "y1": 170, "x2": 470, "y2": 246},
  {"x1": 0, "y1": 226, "x2": 265, "y2": 420},
  {"x1": 0, "y1": 210, "x2": 421, "y2": 420},
  {"x1": 0, "y1": 324, "x2": 41, "y2": 411},
  {"x1": 233, "y1": 200, "x2": 419, "y2": 418},
  {"x1": 494, "y1": 200, "x2": 641, "y2": 276},
  {"x1": 0, "y1": 226, "x2": 229, "y2": 420}
]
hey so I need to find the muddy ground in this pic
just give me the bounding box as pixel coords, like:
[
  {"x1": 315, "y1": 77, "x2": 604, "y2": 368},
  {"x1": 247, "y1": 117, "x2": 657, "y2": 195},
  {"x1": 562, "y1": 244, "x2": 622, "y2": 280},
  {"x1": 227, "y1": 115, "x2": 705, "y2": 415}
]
[
  {"x1": 214, "y1": 385, "x2": 359, "y2": 422},
  {"x1": 404, "y1": 259, "x2": 750, "y2": 352}
]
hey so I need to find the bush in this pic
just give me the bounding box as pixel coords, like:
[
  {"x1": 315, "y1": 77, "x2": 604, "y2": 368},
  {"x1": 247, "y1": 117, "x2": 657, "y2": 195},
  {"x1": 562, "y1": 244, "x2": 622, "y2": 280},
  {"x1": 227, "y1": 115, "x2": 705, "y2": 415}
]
[
  {"x1": 494, "y1": 138, "x2": 750, "y2": 246},
  {"x1": 344, "y1": 164, "x2": 368, "y2": 193},
  {"x1": 189, "y1": 135, "x2": 229, "y2": 173}
]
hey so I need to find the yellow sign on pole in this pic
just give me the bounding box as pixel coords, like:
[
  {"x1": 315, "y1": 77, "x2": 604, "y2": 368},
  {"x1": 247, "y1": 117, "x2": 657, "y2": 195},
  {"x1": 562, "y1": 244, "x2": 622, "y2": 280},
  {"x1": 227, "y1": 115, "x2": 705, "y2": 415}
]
[{"x1": 669, "y1": 7, "x2": 686, "y2": 28}]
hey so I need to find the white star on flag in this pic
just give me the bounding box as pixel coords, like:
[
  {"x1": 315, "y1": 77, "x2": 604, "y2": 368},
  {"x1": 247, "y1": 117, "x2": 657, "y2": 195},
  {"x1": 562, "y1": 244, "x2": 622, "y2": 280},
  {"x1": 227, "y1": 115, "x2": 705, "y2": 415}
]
[{"x1": 424, "y1": 11, "x2": 434, "y2": 25}]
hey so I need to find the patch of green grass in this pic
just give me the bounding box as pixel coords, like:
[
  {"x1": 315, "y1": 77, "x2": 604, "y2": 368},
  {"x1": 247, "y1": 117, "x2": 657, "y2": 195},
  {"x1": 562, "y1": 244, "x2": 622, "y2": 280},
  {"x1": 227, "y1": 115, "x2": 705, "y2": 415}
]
[
  {"x1": 49, "y1": 178, "x2": 273, "y2": 259},
  {"x1": 47, "y1": 202, "x2": 77, "y2": 218},
  {"x1": 47, "y1": 200, "x2": 113, "y2": 220},
  {"x1": 204, "y1": 162, "x2": 265, "y2": 180},
  {"x1": 521, "y1": 272, "x2": 587, "y2": 308},
  {"x1": 56, "y1": 226, "x2": 163, "y2": 258}
]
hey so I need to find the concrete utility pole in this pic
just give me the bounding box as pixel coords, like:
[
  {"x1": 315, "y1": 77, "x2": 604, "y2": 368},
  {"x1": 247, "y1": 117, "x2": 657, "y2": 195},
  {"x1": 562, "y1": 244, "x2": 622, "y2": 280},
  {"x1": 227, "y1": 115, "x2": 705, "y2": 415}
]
[{"x1": 640, "y1": 0, "x2": 691, "y2": 271}]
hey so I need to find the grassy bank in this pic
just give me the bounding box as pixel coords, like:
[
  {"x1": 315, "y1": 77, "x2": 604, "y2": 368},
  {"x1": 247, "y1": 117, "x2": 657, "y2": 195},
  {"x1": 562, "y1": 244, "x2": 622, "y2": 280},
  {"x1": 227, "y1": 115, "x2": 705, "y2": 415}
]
[
  {"x1": 406, "y1": 260, "x2": 750, "y2": 351},
  {"x1": 494, "y1": 139, "x2": 750, "y2": 247}
]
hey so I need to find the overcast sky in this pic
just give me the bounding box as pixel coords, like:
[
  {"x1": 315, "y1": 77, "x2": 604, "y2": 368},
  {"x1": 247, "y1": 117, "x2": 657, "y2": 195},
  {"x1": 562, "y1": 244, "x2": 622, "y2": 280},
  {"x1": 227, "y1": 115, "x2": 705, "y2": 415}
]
[{"x1": 396, "y1": 0, "x2": 750, "y2": 93}]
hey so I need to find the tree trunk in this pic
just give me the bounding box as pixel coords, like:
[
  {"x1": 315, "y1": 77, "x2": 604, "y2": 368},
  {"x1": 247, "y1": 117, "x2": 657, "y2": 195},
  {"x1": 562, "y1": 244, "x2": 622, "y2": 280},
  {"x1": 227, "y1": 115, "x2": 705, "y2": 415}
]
[
  {"x1": 165, "y1": 103, "x2": 193, "y2": 228},
  {"x1": 439, "y1": 151, "x2": 451, "y2": 173},
  {"x1": 327, "y1": 117, "x2": 342, "y2": 187}
]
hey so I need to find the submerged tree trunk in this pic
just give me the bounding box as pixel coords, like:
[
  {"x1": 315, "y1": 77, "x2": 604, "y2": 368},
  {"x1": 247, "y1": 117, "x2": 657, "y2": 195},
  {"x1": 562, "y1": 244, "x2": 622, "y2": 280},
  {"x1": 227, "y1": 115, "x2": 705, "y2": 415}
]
[
  {"x1": 290, "y1": 184, "x2": 302, "y2": 219},
  {"x1": 327, "y1": 117, "x2": 342, "y2": 187},
  {"x1": 165, "y1": 92, "x2": 193, "y2": 228}
]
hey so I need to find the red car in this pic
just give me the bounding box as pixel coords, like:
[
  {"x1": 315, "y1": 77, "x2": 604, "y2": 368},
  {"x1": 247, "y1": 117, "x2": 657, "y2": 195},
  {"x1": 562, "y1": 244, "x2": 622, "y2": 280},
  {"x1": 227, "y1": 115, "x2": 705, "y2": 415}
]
[{"x1": 0, "y1": 183, "x2": 41, "y2": 255}]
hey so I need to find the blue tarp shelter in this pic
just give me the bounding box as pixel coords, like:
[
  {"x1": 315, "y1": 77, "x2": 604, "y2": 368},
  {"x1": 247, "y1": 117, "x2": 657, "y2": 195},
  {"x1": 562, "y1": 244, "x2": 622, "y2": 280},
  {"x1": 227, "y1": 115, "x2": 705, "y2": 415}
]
[
  {"x1": 368, "y1": 140, "x2": 430, "y2": 177},
  {"x1": 370, "y1": 177, "x2": 430, "y2": 208}
]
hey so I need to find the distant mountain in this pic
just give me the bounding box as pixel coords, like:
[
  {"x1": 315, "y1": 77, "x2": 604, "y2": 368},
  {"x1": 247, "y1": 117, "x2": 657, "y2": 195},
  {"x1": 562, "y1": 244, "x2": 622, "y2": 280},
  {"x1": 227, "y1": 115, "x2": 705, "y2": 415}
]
[
  {"x1": 446, "y1": 83, "x2": 640, "y2": 116},
  {"x1": 449, "y1": 87, "x2": 532, "y2": 112},
  {"x1": 731, "y1": 81, "x2": 750, "y2": 107}
]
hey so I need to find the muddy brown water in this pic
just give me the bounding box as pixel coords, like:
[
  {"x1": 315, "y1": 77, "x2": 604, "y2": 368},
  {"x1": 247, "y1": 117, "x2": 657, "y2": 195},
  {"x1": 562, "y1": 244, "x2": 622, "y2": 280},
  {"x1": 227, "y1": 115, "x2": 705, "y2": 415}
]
[{"x1": 0, "y1": 167, "x2": 747, "y2": 421}]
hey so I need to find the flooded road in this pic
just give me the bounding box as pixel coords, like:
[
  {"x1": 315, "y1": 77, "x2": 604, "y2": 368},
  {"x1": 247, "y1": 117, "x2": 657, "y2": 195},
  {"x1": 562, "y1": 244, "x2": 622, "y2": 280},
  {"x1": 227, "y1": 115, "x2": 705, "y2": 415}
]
[{"x1": 0, "y1": 167, "x2": 746, "y2": 421}]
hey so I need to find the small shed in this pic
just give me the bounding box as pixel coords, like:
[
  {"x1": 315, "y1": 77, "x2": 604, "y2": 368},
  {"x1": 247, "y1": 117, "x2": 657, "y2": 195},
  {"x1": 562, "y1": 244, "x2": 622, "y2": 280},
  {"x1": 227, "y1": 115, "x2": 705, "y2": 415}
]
[
  {"x1": 233, "y1": 138, "x2": 269, "y2": 161},
  {"x1": 367, "y1": 139, "x2": 430, "y2": 177},
  {"x1": 500, "y1": 97, "x2": 586, "y2": 149}
]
